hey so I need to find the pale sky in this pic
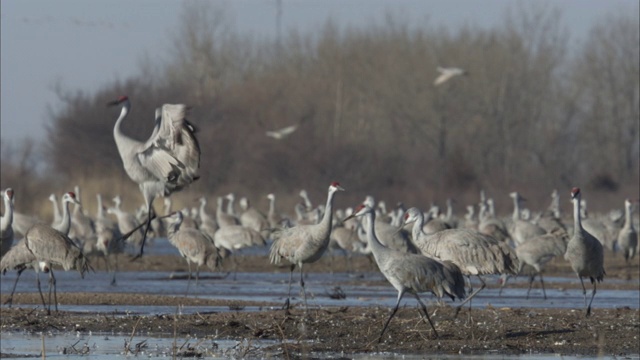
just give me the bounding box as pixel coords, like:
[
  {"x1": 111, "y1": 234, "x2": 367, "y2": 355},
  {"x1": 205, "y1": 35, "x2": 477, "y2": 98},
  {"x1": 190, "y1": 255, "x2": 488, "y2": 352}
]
[{"x1": 1, "y1": 0, "x2": 637, "y2": 145}]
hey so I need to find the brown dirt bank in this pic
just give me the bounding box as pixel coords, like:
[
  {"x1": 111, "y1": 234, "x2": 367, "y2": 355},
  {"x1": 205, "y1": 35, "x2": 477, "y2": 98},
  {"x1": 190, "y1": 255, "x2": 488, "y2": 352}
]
[{"x1": 1, "y1": 301, "x2": 638, "y2": 357}]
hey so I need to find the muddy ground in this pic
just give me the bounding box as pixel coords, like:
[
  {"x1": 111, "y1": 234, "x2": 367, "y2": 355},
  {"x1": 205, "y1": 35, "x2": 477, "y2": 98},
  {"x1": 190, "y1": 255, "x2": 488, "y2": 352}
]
[{"x1": 1, "y1": 250, "x2": 639, "y2": 358}]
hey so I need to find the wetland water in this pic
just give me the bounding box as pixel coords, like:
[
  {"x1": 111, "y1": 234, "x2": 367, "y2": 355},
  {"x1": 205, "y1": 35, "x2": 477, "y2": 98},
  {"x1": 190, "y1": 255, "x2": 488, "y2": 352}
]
[{"x1": 1, "y1": 239, "x2": 639, "y2": 358}]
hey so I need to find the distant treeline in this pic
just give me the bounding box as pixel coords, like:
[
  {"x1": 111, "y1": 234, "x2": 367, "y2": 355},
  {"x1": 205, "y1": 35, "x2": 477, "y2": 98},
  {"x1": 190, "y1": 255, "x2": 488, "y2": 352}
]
[{"x1": 1, "y1": 2, "x2": 638, "y2": 217}]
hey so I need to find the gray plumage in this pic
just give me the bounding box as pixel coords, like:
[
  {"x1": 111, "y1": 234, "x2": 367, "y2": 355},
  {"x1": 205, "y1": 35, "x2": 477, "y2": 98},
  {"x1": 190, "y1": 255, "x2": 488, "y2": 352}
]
[
  {"x1": 564, "y1": 187, "x2": 605, "y2": 317},
  {"x1": 404, "y1": 206, "x2": 518, "y2": 313},
  {"x1": 269, "y1": 182, "x2": 344, "y2": 310},
  {"x1": 345, "y1": 204, "x2": 466, "y2": 342},
  {"x1": 95, "y1": 193, "x2": 124, "y2": 285},
  {"x1": 238, "y1": 197, "x2": 270, "y2": 239},
  {"x1": 167, "y1": 211, "x2": 220, "y2": 290},
  {"x1": 433, "y1": 66, "x2": 467, "y2": 86},
  {"x1": 216, "y1": 196, "x2": 240, "y2": 228},
  {"x1": 108, "y1": 195, "x2": 143, "y2": 249},
  {"x1": 404, "y1": 207, "x2": 518, "y2": 276},
  {"x1": 502, "y1": 227, "x2": 569, "y2": 299},
  {"x1": 617, "y1": 199, "x2": 638, "y2": 263},
  {"x1": 508, "y1": 192, "x2": 547, "y2": 246},
  {"x1": 1, "y1": 188, "x2": 15, "y2": 258},
  {"x1": 109, "y1": 95, "x2": 201, "y2": 258},
  {"x1": 198, "y1": 197, "x2": 218, "y2": 240}
]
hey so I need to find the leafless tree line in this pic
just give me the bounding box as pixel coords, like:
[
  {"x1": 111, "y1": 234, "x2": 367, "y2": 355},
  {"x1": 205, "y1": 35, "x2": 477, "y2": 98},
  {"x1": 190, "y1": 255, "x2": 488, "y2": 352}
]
[{"x1": 1, "y1": 2, "x2": 638, "y2": 216}]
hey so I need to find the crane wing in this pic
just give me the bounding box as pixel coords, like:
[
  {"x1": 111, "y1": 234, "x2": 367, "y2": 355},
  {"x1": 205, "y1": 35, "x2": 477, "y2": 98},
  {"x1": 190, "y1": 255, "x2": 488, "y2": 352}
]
[{"x1": 139, "y1": 104, "x2": 201, "y2": 192}]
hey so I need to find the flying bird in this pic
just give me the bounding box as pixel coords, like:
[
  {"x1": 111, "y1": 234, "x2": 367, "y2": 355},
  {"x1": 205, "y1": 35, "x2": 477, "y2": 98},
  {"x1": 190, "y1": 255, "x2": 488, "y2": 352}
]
[
  {"x1": 266, "y1": 124, "x2": 298, "y2": 140},
  {"x1": 433, "y1": 66, "x2": 467, "y2": 86},
  {"x1": 108, "y1": 96, "x2": 201, "y2": 259}
]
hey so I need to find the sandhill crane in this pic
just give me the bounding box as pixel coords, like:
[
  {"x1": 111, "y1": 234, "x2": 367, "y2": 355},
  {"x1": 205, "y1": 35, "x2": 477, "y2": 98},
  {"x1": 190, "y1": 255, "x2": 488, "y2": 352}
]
[
  {"x1": 108, "y1": 195, "x2": 145, "y2": 249},
  {"x1": 216, "y1": 196, "x2": 239, "y2": 228},
  {"x1": 266, "y1": 193, "x2": 290, "y2": 230},
  {"x1": 433, "y1": 66, "x2": 467, "y2": 86},
  {"x1": 2, "y1": 191, "x2": 80, "y2": 309},
  {"x1": 197, "y1": 197, "x2": 218, "y2": 240},
  {"x1": 299, "y1": 189, "x2": 313, "y2": 211},
  {"x1": 508, "y1": 192, "x2": 547, "y2": 246},
  {"x1": 565, "y1": 187, "x2": 605, "y2": 317},
  {"x1": 1, "y1": 189, "x2": 15, "y2": 258},
  {"x1": 95, "y1": 194, "x2": 124, "y2": 285},
  {"x1": 499, "y1": 227, "x2": 569, "y2": 299},
  {"x1": 239, "y1": 197, "x2": 270, "y2": 239},
  {"x1": 269, "y1": 182, "x2": 344, "y2": 311},
  {"x1": 266, "y1": 124, "x2": 298, "y2": 140},
  {"x1": 167, "y1": 211, "x2": 220, "y2": 292},
  {"x1": 24, "y1": 222, "x2": 90, "y2": 313},
  {"x1": 1, "y1": 239, "x2": 48, "y2": 308},
  {"x1": 49, "y1": 193, "x2": 62, "y2": 226},
  {"x1": 402, "y1": 207, "x2": 518, "y2": 313},
  {"x1": 225, "y1": 193, "x2": 238, "y2": 218},
  {"x1": 344, "y1": 204, "x2": 466, "y2": 342},
  {"x1": 70, "y1": 185, "x2": 97, "y2": 250},
  {"x1": 617, "y1": 199, "x2": 638, "y2": 264},
  {"x1": 108, "y1": 95, "x2": 201, "y2": 259},
  {"x1": 213, "y1": 222, "x2": 266, "y2": 278}
]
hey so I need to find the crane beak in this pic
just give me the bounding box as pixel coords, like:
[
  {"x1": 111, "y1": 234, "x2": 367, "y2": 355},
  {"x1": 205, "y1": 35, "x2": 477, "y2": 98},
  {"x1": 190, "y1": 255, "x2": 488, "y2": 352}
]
[{"x1": 341, "y1": 213, "x2": 356, "y2": 225}]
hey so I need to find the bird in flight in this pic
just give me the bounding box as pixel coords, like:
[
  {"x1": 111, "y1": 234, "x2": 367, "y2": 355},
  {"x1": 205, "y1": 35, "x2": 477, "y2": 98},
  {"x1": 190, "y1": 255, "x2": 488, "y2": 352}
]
[
  {"x1": 433, "y1": 66, "x2": 468, "y2": 86},
  {"x1": 266, "y1": 124, "x2": 298, "y2": 140}
]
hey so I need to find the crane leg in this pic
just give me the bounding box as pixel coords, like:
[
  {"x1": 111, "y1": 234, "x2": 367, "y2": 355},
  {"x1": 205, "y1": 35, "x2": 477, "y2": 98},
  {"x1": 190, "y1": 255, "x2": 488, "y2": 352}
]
[
  {"x1": 539, "y1": 273, "x2": 547, "y2": 300},
  {"x1": 110, "y1": 254, "x2": 119, "y2": 286},
  {"x1": 195, "y1": 264, "x2": 201, "y2": 289},
  {"x1": 283, "y1": 264, "x2": 295, "y2": 311},
  {"x1": 185, "y1": 261, "x2": 193, "y2": 296},
  {"x1": 586, "y1": 282, "x2": 597, "y2": 317},
  {"x1": 526, "y1": 274, "x2": 535, "y2": 299},
  {"x1": 4, "y1": 267, "x2": 25, "y2": 307},
  {"x1": 35, "y1": 272, "x2": 49, "y2": 315},
  {"x1": 299, "y1": 264, "x2": 308, "y2": 312},
  {"x1": 498, "y1": 274, "x2": 510, "y2": 296},
  {"x1": 130, "y1": 204, "x2": 158, "y2": 261},
  {"x1": 414, "y1": 294, "x2": 439, "y2": 338},
  {"x1": 378, "y1": 290, "x2": 405, "y2": 343},
  {"x1": 454, "y1": 276, "x2": 486, "y2": 318},
  {"x1": 578, "y1": 275, "x2": 587, "y2": 306},
  {"x1": 47, "y1": 269, "x2": 58, "y2": 313}
]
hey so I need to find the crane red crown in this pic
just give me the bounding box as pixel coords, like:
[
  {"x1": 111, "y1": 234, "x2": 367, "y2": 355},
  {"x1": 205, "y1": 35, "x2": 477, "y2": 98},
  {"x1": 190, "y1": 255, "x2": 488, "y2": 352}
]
[
  {"x1": 571, "y1": 187, "x2": 580, "y2": 197},
  {"x1": 330, "y1": 181, "x2": 341, "y2": 187},
  {"x1": 68, "y1": 192, "x2": 76, "y2": 198}
]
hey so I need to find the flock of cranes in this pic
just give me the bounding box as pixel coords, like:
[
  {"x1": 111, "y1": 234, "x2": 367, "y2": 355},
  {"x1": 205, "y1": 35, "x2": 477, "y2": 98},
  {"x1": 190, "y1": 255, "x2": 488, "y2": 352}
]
[{"x1": 1, "y1": 95, "x2": 638, "y2": 342}]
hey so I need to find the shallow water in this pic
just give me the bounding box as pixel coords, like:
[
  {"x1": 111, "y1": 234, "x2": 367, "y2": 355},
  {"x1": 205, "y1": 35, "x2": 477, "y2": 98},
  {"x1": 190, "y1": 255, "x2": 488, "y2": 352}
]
[{"x1": 2, "y1": 267, "x2": 638, "y2": 314}]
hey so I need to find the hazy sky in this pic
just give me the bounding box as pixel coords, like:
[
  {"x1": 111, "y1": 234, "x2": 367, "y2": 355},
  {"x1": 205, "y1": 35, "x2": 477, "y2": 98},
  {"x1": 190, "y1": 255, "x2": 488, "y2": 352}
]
[{"x1": 1, "y1": 0, "x2": 636, "y2": 145}]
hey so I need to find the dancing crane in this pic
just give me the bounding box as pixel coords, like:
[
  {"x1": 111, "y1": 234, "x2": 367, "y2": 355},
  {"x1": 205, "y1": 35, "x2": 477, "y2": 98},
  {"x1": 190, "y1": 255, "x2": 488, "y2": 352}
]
[{"x1": 108, "y1": 96, "x2": 201, "y2": 259}]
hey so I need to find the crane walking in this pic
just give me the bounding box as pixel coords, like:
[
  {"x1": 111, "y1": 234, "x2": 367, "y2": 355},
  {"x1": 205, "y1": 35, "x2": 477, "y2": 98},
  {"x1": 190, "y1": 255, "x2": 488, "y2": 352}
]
[
  {"x1": 108, "y1": 96, "x2": 201, "y2": 259},
  {"x1": 344, "y1": 204, "x2": 466, "y2": 342},
  {"x1": 402, "y1": 207, "x2": 518, "y2": 314},
  {"x1": 269, "y1": 182, "x2": 344, "y2": 311},
  {"x1": 565, "y1": 187, "x2": 605, "y2": 317}
]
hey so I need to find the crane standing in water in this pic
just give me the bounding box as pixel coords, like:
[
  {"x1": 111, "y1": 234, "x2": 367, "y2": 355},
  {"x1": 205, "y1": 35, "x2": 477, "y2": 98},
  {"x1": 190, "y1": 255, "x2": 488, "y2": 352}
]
[{"x1": 269, "y1": 182, "x2": 344, "y2": 311}]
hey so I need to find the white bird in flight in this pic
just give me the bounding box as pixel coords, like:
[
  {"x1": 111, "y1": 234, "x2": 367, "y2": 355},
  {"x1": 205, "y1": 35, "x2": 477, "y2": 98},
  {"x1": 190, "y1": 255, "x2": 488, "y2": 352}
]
[
  {"x1": 433, "y1": 66, "x2": 467, "y2": 86},
  {"x1": 266, "y1": 124, "x2": 298, "y2": 140}
]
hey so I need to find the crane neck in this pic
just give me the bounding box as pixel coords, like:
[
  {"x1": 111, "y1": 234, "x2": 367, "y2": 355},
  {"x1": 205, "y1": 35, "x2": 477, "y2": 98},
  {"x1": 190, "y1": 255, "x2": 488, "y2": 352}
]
[
  {"x1": 1, "y1": 194, "x2": 13, "y2": 232},
  {"x1": 96, "y1": 195, "x2": 104, "y2": 219},
  {"x1": 410, "y1": 213, "x2": 426, "y2": 241},
  {"x1": 624, "y1": 202, "x2": 634, "y2": 230},
  {"x1": 512, "y1": 196, "x2": 521, "y2": 221},
  {"x1": 572, "y1": 197, "x2": 582, "y2": 231},
  {"x1": 363, "y1": 211, "x2": 385, "y2": 256},
  {"x1": 50, "y1": 197, "x2": 61, "y2": 224},
  {"x1": 113, "y1": 100, "x2": 139, "y2": 154},
  {"x1": 57, "y1": 199, "x2": 73, "y2": 236},
  {"x1": 317, "y1": 188, "x2": 338, "y2": 232},
  {"x1": 268, "y1": 197, "x2": 275, "y2": 217}
]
